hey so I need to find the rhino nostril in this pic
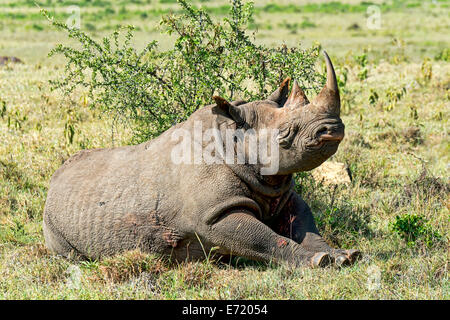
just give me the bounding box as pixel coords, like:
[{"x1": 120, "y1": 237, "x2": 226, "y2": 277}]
[
  {"x1": 317, "y1": 127, "x2": 328, "y2": 135},
  {"x1": 317, "y1": 125, "x2": 344, "y2": 142},
  {"x1": 312, "y1": 123, "x2": 344, "y2": 146}
]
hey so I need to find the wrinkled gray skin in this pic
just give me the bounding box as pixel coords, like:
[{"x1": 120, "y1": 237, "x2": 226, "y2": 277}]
[{"x1": 43, "y1": 52, "x2": 361, "y2": 267}]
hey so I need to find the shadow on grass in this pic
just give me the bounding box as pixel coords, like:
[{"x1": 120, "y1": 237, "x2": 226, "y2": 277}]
[{"x1": 295, "y1": 173, "x2": 374, "y2": 249}]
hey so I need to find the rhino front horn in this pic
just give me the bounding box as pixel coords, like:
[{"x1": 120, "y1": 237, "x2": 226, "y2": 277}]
[{"x1": 313, "y1": 51, "x2": 340, "y2": 115}]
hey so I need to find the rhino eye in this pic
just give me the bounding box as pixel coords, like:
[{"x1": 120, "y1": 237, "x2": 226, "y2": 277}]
[{"x1": 277, "y1": 124, "x2": 297, "y2": 148}]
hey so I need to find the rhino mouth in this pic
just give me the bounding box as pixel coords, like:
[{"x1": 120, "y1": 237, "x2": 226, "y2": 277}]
[
  {"x1": 319, "y1": 132, "x2": 344, "y2": 142},
  {"x1": 309, "y1": 131, "x2": 344, "y2": 148}
]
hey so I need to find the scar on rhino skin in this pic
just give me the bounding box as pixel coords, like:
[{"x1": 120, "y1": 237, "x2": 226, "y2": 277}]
[{"x1": 277, "y1": 238, "x2": 288, "y2": 248}]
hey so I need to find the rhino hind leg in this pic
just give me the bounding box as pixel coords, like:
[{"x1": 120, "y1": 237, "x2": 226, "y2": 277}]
[
  {"x1": 204, "y1": 211, "x2": 332, "y2": 268},
  {"x1": 274, "y1": 193, "x2": 361, "y2": 267},
  {"x1": 43, "y1": 213, "x2": 85, "y2": 260}
]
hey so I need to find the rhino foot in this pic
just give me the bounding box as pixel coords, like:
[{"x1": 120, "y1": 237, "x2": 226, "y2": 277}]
[
  {"x1": 334, "y1": 254, "x2": 351, "y2": 267},
  {"x1": 311, "y1": 252, "x2": 332, "y2": 268},
  {"x1": 331, "y1": 249, "x2": 362, "y2": 267},
  {"x1": 345, "y1": 249, "x2": 362, "y2": 263}
]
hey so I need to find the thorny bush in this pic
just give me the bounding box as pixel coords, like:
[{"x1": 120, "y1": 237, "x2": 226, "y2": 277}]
[{"x1": 44, "y1": 0, "x2": 324, "y2": 143}]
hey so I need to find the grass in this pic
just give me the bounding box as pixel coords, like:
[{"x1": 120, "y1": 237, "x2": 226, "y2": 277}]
[{"x1": 0, "y1": 0, "x2": 449, "y2": 299}]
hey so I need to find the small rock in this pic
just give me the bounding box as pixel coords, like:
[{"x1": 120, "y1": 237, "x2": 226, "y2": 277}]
[
  {"x1": 0, "y1": 56, "x2": 24, "y2": 66},
  {"x1": 312, "y1": 161, "x2": 351, "y2": 185},
  {"x1": 66, "y1": 265, "x2": 82, "y2": 290}
]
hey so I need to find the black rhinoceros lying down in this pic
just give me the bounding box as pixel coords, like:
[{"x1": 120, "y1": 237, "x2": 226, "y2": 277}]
[{"x1": 43, "y1": 51, "x2": 360, "y2": 267}]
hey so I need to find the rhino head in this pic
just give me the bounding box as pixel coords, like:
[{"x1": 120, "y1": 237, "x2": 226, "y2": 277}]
[{"x1": 213, "y1": 51, "x2": 343, "y2": 175}]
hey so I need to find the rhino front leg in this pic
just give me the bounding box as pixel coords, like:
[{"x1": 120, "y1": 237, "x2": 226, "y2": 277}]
[
  {"x1": 274, "y1": 193, "x2": 361, "y2": 266},
  {"x1": 204, "y1": 211, "x2": 331, "y2": 268}
]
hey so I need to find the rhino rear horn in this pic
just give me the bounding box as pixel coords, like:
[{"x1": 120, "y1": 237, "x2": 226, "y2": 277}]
[
  {"x1": 284, "y1": 80, "x2": 309, "y2": 109},
  {"x1": 312, "y1": 51, "x2": 340, "y2": 115},
  {"x1": 267, "y1": 77, "x2": 290, "y2": 106}
]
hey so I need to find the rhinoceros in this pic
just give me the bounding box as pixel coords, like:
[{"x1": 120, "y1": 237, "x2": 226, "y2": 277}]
[{"x1": 43, "y1": 51, "x2": 360, "y2": 267}]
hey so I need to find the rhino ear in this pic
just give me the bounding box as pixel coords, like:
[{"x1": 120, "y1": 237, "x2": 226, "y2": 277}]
[
  {"x1": 213, "y1": 96, "x2": 245, "y2": 125},
  {"x1": 267, "y1": 77, "x2": 290, "y2": 106}
]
